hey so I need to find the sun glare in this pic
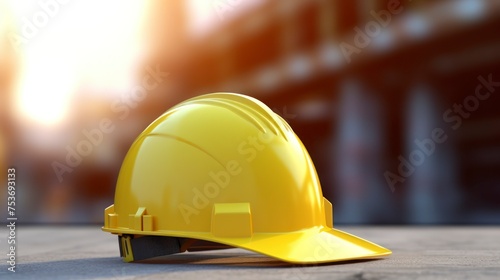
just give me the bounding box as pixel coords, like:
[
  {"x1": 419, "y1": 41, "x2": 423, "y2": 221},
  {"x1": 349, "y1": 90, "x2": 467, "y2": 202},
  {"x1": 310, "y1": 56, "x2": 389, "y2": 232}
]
[
  {"x1": 7, "y1": 0, "x2": 146, "y2": 127},
  {"x1": 16, "y1": 56, "x2": 75, "y2": 126}
]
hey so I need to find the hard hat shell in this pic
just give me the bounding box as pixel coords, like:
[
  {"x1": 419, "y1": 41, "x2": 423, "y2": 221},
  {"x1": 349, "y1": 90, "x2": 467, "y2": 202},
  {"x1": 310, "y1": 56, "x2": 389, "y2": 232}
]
[{"x1": 102, "y1": 93, "x2": 391, "y2": 263}]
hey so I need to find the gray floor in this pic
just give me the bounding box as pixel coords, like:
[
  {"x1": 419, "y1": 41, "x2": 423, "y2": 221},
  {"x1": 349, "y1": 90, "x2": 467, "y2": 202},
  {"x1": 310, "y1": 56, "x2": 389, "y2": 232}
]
[{"x1": 0, "y1": 226, "x2": 499, "y2": 279}]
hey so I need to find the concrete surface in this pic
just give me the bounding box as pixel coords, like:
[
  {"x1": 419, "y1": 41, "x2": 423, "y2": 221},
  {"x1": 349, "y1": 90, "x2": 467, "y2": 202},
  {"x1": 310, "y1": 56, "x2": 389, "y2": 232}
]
[{"x1": 0, "y1": 226, "x2": 499, "y2": 279}]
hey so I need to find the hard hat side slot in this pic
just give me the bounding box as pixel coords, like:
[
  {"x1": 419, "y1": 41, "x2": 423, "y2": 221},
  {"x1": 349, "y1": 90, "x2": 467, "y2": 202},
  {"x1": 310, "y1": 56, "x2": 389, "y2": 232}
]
[
  {"x1": 104, "y1": 204, "x2": 117, "y2": 228},
  {"x1": 212, "y1": 203, "x2": 253, "y2": 238},
  {"x1": 323, "y1": 198, "x2": 333, "y2": 228}
]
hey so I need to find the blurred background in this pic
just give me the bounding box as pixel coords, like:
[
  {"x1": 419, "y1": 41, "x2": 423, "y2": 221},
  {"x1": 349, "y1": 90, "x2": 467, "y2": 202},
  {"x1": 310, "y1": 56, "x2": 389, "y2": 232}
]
[{"x1": 0, "y1": 0, "x2": 499, "y2": 224}]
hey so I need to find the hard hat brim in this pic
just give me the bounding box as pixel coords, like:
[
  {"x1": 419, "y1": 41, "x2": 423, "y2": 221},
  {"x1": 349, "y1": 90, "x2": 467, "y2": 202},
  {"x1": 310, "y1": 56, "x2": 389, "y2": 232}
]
[
  {"x1": 221, "y1": 226, "x2": 391, "y2": 264},
  {"x1": 103, "y1": 225, "x2": 391, "y2": 264}
]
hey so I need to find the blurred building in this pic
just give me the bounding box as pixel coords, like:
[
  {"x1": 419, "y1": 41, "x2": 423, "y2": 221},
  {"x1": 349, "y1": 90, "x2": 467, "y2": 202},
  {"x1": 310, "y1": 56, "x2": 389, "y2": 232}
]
[
  {"x1": 156, "y1": 0, "x2": 500, "y2": 224},
  {"x1": 1, "y1": 0, "x2": 500, "y2": 224}
]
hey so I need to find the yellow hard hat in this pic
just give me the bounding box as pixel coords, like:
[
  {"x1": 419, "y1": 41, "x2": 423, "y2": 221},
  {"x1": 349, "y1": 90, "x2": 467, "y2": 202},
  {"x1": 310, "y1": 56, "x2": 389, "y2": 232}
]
[{"x1": 102, "y1": 93, "x2": 391, "y2": 263}]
